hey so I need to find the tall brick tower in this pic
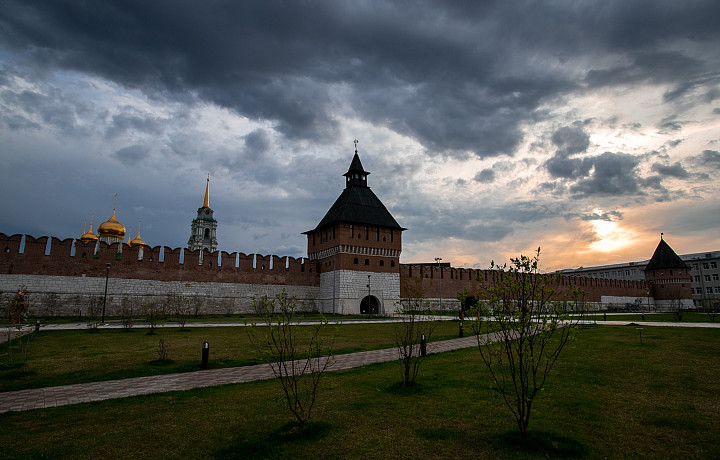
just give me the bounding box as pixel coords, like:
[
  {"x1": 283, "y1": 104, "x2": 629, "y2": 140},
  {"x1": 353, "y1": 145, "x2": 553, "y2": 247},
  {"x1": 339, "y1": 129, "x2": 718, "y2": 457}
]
[
  {"x1": 643, "y1": 234, "x2": 693, "y2": 309},
  {"x1": 305, "y1": 145, "x2": 405, "y2": 314}
]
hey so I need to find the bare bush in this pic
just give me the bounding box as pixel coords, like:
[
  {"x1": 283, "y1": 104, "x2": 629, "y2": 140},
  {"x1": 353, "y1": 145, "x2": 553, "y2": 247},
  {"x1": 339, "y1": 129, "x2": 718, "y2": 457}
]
[
  {"x1": 85, "y1": 295, "x2": 102, "y2": 332},
  {"x1": 142, "y1": 301, "x2": 163, "y2": 335},
  {"x1": 246, "y1": 289, "x2": 336, "y2": 427},
  {"x1": 157, "y1": 337, "x2": 171, "y2": 362},
  {"x1": 119, "y1": 296, "x2": 138, "y2": 331},
  {"x1": 165, "y1": 293, "x2": 191, "y2": 330},
  {"x1": 394, "y1": 278, "x2": 437, "y2": 387}
]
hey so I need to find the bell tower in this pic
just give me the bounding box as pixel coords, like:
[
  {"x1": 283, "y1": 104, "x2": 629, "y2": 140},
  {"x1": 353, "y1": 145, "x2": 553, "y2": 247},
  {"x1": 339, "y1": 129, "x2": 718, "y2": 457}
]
[
  {"x1": 305, "y1": 142, "x2": 405, "y2": 314},
  {"x1": 188, "y1": 176, "x2": 218, "y2": 253}
]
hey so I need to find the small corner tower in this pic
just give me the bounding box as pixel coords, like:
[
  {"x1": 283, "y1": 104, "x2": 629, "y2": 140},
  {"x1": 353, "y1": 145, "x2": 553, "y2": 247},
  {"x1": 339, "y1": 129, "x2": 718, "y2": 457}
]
[
  {"x1": 304, "y1": 142, "x2": 406, "y2": 314},
  {"x1": 643, "y1": 234, "x2": 693, "y2": 310},
  {"x1": 188, "y1": 176, "x2": 218, "y2": 253}
]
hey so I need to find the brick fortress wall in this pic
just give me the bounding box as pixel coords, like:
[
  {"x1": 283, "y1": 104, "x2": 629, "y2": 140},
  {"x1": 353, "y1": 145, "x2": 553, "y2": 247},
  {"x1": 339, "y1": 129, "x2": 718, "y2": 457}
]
[
  {"x1": 0, "y1": 233, "x2": 319, "y2": 315},
  {"x1": 400, "y1": 264, "x2": 654, "y2": 311},
  {"x1": 2, "y1": 232, "x2": 656, "y2": 316}
]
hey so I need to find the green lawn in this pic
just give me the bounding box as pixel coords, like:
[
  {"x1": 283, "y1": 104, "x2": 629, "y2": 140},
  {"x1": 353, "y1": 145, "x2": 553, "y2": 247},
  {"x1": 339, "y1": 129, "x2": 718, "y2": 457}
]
[
  {"x1": 1, "y1": 325, "x2": 718, "y2": 459},
  {"x1": 585, "y1": 311, "x2": 718, "y2": 322},
  {"x1": 0, "y1": 321, "x2": 464, "y2": 391}
]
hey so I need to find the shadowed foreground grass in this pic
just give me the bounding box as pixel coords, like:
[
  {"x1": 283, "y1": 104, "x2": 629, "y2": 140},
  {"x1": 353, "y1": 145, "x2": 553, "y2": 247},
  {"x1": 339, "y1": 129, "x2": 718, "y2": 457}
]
[{"x1": 1, "y1": 325, "x2": 719, "y2": 459}]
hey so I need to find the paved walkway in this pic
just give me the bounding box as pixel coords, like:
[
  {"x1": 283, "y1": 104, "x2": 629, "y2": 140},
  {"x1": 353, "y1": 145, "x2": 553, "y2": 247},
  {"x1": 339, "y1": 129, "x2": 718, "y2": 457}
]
[
  {"x1": 2, "y1": 318, "x2": 718, "y2": 414},
  {"x1": 0, "y1": 335, "x2": 480, "y2": 414}
]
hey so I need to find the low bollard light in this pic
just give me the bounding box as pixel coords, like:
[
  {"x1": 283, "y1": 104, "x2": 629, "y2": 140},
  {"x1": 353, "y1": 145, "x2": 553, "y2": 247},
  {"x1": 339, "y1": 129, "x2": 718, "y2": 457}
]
[
  {"x1": 35, "y1": 320, "x2": 40, "y2": 332},
  {"x1": 420, "y1": 334, "x2": 427, "y2": 357},
  {"x1": 459, "y1": 322, "x2": 464, "y2": 338},
  {"x1": 202, "y1": 341, "x2": 210, "y2": 369}
]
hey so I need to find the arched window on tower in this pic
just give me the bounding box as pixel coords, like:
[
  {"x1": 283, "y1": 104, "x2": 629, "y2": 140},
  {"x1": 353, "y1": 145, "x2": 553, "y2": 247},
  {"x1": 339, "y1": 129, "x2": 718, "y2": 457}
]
[{"x1": 204, "y1": 228, "x2": 210, "y2": 238}]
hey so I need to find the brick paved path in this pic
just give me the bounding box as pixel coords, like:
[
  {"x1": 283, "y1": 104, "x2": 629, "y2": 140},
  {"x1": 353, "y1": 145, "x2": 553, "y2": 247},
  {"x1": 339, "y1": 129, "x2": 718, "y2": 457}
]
[{"x1": 0, "y1": 335, "x2": 480, "y2": 414}]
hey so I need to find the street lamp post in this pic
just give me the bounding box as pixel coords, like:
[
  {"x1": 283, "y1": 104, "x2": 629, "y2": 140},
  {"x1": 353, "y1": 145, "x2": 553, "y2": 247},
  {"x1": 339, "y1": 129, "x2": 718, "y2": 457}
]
[
  {"x1": 366, "y1": 274, "x2": 371, "y2": 316},
  {"x1": 102, "y1": 262, "x2": 111, "y2": 324},
  {"x1": 435, "y1": 257, "x2": 442, "y2": 313}
]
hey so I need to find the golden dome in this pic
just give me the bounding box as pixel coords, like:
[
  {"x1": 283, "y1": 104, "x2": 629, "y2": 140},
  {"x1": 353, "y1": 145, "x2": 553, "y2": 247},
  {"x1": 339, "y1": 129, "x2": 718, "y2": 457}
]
[
  {"x1": 98, "y1": 209, "x2": 126, "y2": 238},
  {"x1": 80, "y1": 224, "x2": 98, "y2": 242},
  {"x1": 129, "y1": 230, "x2": 146, "y2": 247}
]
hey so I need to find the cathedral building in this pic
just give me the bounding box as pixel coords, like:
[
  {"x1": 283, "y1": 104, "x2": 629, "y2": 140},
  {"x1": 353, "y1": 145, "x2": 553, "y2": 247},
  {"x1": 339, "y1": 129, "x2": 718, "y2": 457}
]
[
  {"x1": 97, "y1": 207, "x2": 126, "y2": 248},
  {"x1": 188, "y1": 176, "x2": 218, "y2": 253},
  {"x1": 305, "y1": 148, "x2": 405, "y2": 314}
]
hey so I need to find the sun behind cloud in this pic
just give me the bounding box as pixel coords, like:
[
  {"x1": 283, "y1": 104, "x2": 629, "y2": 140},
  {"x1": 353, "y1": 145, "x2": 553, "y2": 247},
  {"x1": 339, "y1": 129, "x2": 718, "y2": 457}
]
[{"x1": 587, "y1": 210, "x2": 637, "y2": 253}]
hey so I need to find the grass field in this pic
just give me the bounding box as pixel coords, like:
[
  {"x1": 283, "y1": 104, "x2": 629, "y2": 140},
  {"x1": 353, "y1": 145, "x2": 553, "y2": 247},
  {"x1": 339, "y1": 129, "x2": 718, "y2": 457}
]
[
  {"x1": 0, "y1": 321, "x2": 463, "y2": 392},
  {"x1": 1, "y1": 325, "x2": 719, "y2": 458}
]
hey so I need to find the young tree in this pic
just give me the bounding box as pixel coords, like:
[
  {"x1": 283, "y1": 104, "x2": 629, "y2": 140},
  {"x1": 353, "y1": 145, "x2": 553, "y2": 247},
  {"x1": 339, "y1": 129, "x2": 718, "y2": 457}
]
[
  {"x1": 119, "y1": 295, "x2": 138, "y2": 331},
  {"x1": 85, "y1": 295, "x2": 102, "y2": 332},
  {"x1": 469, "y1": 249, "x2": 584, "y2": 437},
  {"x1": 246, "y1": 289, "x2": 336, "y2": 428},
  {"x1": 3, "y1": 286, "x2": 32, "y2": 367},
  {"x1": 394, "y1": 277, "x2": 437, "y2": 387},
  {"x1": 165, "y1": 293, "x2": 191, "y2": 330},
  {"x1": 142, "y1": 301, "x2": 163, "y2": 335}
]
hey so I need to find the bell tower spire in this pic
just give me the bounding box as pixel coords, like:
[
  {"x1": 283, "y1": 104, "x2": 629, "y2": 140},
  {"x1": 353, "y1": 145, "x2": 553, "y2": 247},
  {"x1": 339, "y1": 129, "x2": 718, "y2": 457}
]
[
  {"x1": 187, "y1": 176, "x2": 218, "y2": 254},
  {"x1": 203, "y1": 174, "x2": 210, "y2": 208}
]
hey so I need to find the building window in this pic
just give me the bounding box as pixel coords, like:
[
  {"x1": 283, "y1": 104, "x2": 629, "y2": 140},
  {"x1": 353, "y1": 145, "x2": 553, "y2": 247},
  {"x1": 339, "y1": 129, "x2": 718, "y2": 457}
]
[
  {"x1": 350, "y1": 225, "x2": 353, "y2": 238},
  {"x1": 705, "y1": 275, "x2": 712, "y2": 282},
  {"x1": 694, "y1": 276, "x2": 700, "y2": 282},
  {"x1": 390, "y1": 229, "x2": 393, "y2": 243},
  {"x1": 692, "y1": 264, "x2": 698, "y2": 270},
  {"x1": 379, "y1": 260, "x2": 384, "y2": 266},
  {"x1": 365, "y1": 226, "x2": 368, "y2": 240},
  {"x1": 376, "y1": 227, "x2": 380, "y2": 241},
  {"x1": 716, "y1": 287, "x2": 720, "y2": 294},
  {"x1": 707, "y1": 287, "x2": 714, "y2": 294},
  {"x1": 364, "y1": 259, "x2": 369, "y2": 265},
  {"x1": 703, "y1": 263, "x2": 710, "y2": 270},
  {"x1": 354, "y1": 257, "x2": 358, "y2": 264},
  {"x1": 391, "y1": 261, "x2": 395, "y2": 267},
  {"x1": 713, "y1": 274, "x2": 719, "y2": 281},
  {"x1": 625, "y1": 270, "x2": 630, "y2": 276},
  {"x1": 712, "y1": 262, "x2": 718, "y2": 269}
]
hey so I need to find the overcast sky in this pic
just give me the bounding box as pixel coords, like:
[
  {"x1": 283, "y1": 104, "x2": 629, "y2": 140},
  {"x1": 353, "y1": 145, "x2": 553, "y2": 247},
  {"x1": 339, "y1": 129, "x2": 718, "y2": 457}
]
[{"x1": 1, "y1": 1, "x2": 719, "y2": 271}]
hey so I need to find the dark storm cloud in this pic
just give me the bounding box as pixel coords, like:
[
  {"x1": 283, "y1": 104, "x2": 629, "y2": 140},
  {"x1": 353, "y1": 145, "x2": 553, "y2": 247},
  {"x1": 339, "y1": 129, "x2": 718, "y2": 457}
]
[
  {"x1": 473, "y1": 169, "x2": 495, "y2": 183},
  {"x1": 105, "y1": 110, "x2": 166, "y2": 139},
  {"x1": 3, "y1": 1, "x2": 718, "y2": 159},
  {"x1": 687, "y1": 150, "x2": 720, "y2": 170},
  {"x1": 651, "y1": 161, "x2": 689, "y2": 179},
  {"x1": 578, "y1": 210, "x2": 624, "y2": 222},
  {"x1": 396, "y1": 199, "x2": 562, "y2": 245},
  {"x1": 1, "y1": 87, "x2": 89, "y2": 133},
  {"x1": 584, "y1": 51, "x2": 704, "y2": 90},
  {"x1": 569, "y1": 152, "x2": 641, "y2": 198},
  {"x1": 113, "y1": 144, "x2": 150, "y2": 165},
  {"x1": 546, "y1": 126, "x2": 592, "y2": 179}
]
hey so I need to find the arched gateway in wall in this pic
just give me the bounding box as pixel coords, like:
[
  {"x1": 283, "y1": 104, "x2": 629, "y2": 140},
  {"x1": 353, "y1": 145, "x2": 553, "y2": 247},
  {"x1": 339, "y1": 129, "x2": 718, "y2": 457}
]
[
  {"x1": 304, "y1": 145, "x2": 406, "y2": 314},
  {"x1": 360, "y1": 295, "x2": 381, "y2": 314}
]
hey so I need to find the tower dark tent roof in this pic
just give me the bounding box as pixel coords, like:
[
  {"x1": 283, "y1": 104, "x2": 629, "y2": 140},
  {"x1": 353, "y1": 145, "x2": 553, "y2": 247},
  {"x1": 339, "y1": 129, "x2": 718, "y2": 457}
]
[
  {"x1": 644, "y1": 236, "x2": 687, "y2": 271},
  {"x1": 306, "y1": 153, "x2": 404, "y2": 232}
]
